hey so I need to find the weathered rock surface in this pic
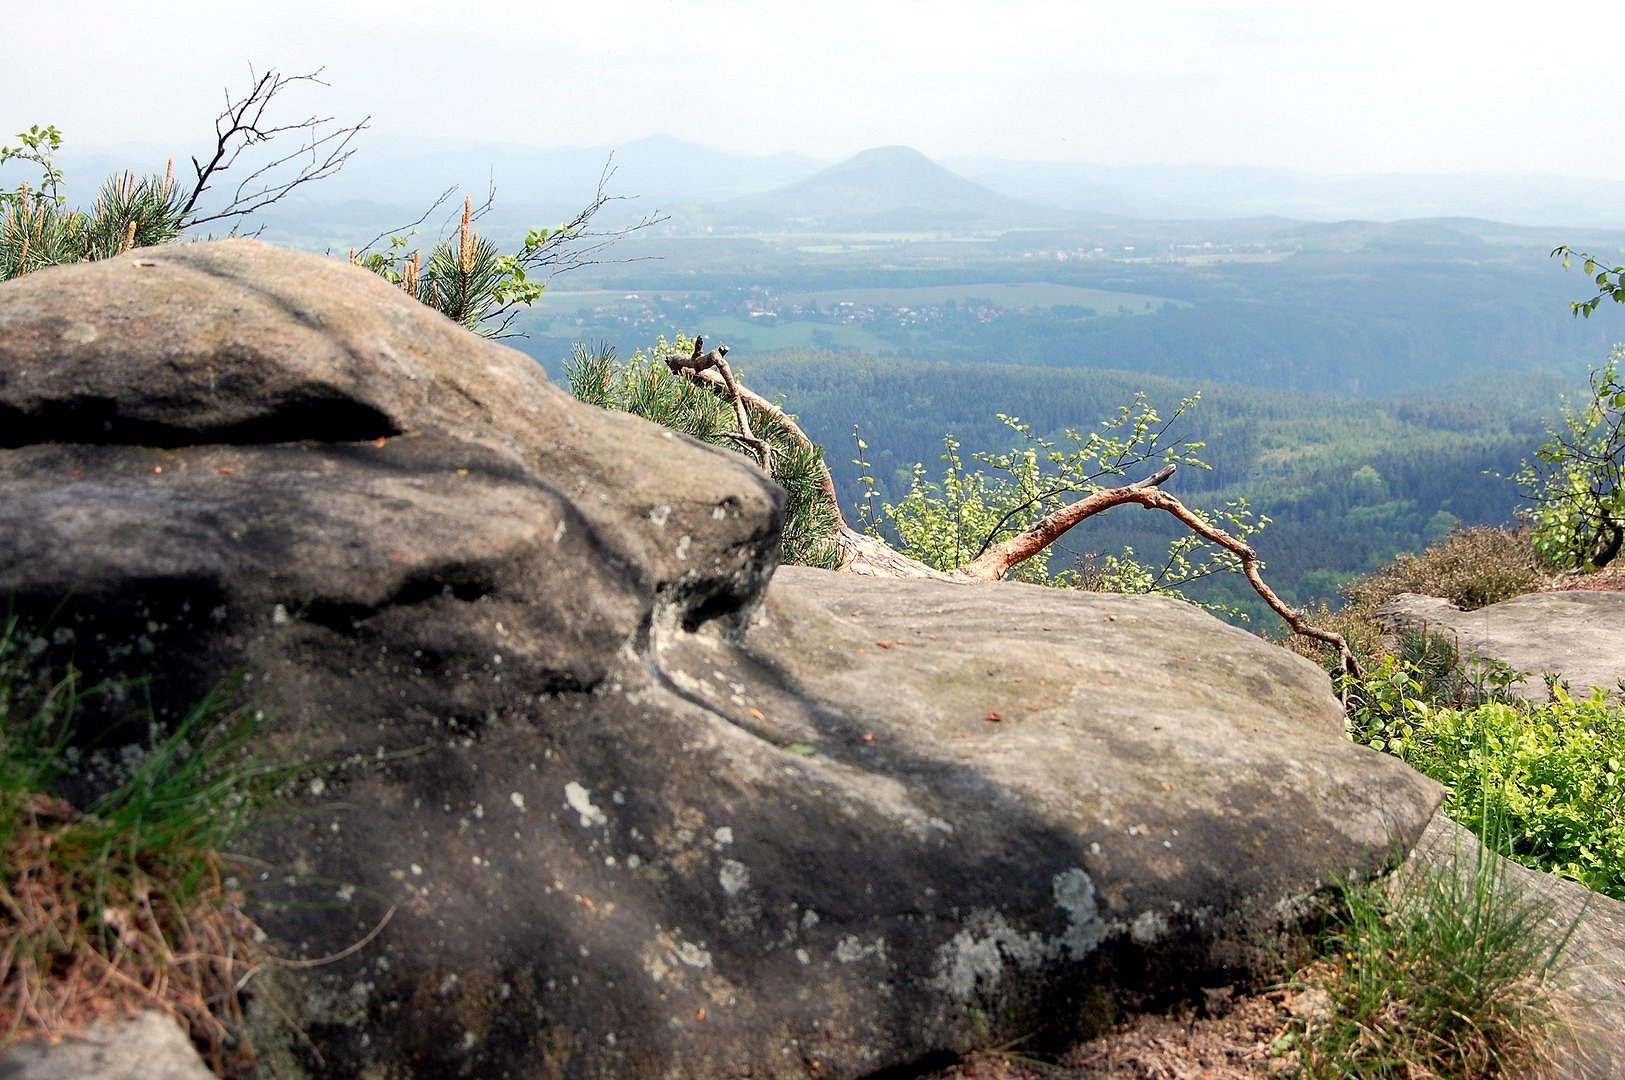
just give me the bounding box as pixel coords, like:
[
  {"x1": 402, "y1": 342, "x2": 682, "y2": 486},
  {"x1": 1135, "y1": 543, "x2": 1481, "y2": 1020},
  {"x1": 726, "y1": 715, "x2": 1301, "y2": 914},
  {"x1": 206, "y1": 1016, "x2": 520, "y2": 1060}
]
[
  {"x1": 0, "y1": 242, "x2": 1441, "y2": 1078},
  {"x1": 1375, "y1": 591, "x2": 1625, "y2": 700},
  {"x1": 0, "y1": 1011, "x2": 217, "y2": 1080}
]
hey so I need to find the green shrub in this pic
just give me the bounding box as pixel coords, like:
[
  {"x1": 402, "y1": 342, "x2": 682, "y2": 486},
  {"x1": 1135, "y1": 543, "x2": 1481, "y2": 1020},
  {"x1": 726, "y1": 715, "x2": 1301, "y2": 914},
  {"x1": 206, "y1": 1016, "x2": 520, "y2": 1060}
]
[
  {"x1": 1513, "y1": 348, "x2": 1625, "y2": 571},
  {"x1": 1402, "y1": 688, "x2": 1625, "y2": 900},
  {"x1": 1338, "y1": 640, "x2": 1625, "y2": 901},
  {"x1": 1341, "y1": 630, "x2": 1517, "y2": 754}
]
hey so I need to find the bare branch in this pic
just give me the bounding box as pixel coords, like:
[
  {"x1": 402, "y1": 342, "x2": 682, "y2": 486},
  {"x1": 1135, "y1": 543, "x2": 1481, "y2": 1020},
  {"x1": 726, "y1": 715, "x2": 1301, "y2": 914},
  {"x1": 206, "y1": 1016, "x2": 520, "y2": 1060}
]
[
  {"x1": 951, "y1": 468, "x2": 1357, "y2": 675},
  {"x1": 667, "y1": 343, "x2": 1353, "y2": 669},
  {"x1": 668, "y1": 340, "x2": 771, "y2": 471},
  {"x1": 178, "y1": 66, "x2": 369, "y2": 231},
  {"x1": 515, "y1": 157, "x2": 667, "y2": 284},
  {"x1": 348, "y1": 185, "x2": 458, "y2": 259}
]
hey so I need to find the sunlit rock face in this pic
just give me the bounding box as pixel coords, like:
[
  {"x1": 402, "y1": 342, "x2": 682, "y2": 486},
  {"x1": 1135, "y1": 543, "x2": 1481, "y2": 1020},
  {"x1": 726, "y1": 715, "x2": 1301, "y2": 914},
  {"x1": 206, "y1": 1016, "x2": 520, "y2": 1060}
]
[{"x1": 0, "y1": 241, "x2": 1438, "y2": 1078}]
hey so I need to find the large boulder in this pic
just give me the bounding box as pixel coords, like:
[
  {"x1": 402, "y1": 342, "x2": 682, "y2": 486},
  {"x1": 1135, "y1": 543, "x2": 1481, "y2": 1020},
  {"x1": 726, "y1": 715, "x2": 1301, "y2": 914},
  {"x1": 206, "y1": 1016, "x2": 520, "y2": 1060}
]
[
  {"x1": 1375, "y1": 590, "x2": 1625, "y2": 700},
  {"x1": 0, "y1": 242, "x2": 1439, "y2": 1078}
]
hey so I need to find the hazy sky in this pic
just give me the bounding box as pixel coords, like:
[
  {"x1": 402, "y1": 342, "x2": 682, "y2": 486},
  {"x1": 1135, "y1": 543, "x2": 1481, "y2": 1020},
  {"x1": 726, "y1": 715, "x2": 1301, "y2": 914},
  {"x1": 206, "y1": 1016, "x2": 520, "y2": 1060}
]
[{"x1": 8, "y1": 0, "x2": 1623, "y2": 178}]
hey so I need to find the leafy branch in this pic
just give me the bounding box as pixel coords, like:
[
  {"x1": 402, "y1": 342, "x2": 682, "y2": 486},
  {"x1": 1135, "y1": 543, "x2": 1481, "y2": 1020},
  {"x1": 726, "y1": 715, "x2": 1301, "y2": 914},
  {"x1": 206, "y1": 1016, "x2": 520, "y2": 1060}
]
[{"x1": 1551, "y1": 245, "x2": 1625, "y2": 319}]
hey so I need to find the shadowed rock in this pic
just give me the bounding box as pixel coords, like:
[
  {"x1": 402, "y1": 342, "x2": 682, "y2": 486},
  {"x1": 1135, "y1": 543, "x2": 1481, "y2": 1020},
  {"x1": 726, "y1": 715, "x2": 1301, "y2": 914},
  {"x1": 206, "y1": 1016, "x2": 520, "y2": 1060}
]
[{"x1": 0, "y1": 241, "x2": 1440, "y2": 1078}]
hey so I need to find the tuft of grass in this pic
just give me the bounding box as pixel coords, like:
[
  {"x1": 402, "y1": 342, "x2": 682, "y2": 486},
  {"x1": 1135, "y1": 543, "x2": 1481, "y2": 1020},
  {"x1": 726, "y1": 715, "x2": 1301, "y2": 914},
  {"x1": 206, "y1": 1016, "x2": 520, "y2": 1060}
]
[
  {"x1": 1287, "y1": 819, "x2": 1575, "y2": 1079},
  {"x1": 0, "y1": 613, "x2": 282, "y2": 1072}
]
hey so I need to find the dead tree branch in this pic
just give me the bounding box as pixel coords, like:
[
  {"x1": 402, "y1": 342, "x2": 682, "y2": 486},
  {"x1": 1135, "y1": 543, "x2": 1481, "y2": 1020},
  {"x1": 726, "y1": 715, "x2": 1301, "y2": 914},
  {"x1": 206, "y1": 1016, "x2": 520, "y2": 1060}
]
[
  {"x1": 667, "y1": 338, "x2": 772, "y2": 471},
  {"x1": 179, "y1": 66, "x2": 369, "y2": 231},
  {"x1": 517, "y1": 157, "x2": 667, "y2": 283},
  {"x1": 951, "y1": 468, "x2": 1356, "y2": 674}
]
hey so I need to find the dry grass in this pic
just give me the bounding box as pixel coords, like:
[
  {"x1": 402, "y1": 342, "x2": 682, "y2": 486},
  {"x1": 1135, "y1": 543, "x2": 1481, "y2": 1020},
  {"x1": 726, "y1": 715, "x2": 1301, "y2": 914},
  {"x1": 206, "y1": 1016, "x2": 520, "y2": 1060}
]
[
  {"x1": 1345, "y1": 524, "x2": 1551, "y2": 615},
  {"x1": 0, "y1": 614, "x2": 283, "y2": 1074},
  {"x1": 0, "y1": 792, "x2": 261, "y2": 1073},
  {"x1": 1284, "y1": 525, "x2": 1551, "y2": 669}
]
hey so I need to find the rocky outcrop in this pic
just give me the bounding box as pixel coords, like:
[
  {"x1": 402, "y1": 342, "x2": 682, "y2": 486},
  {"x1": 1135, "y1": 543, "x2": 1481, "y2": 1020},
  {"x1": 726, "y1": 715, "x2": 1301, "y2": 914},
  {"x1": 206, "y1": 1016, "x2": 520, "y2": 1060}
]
[
  {"x1": 1375, "y1": 591, "x2": 1625, "y2": 700},
  {"x1": 0, "y1": 242, "x2": 1440, "y2": 1078}
]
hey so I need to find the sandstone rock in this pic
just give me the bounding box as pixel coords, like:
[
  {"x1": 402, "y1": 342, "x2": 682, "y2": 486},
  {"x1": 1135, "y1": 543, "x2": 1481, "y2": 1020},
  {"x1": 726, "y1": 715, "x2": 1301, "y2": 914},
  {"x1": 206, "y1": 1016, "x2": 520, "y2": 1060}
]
[
  {"x1": 0, "y1": 1011, "x2": 215, "y2": 1079},
  {"x1": 1375, "y1": 591, "x2": 1625, "y2": 700},
  {"x1": 0, "y1": 242, "x2": 1441, "y2": 1078}
]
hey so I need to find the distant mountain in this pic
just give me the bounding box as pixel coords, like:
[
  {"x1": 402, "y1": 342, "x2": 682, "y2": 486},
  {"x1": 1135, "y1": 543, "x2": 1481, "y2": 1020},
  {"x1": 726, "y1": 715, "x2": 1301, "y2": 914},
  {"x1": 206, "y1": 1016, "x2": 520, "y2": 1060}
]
[
  {"x1": 53, "y1": 132, "x2": 1625, "y2": 239},
  {"x1": 712, "y1": 146, "x2": 1081, "y2": 231},
  {"x1": 949, "y1": 158, "x2": 1625, "y2": 231},
  {"x1": 268, "y1": 134, "x2": 824, "y2": 219}
]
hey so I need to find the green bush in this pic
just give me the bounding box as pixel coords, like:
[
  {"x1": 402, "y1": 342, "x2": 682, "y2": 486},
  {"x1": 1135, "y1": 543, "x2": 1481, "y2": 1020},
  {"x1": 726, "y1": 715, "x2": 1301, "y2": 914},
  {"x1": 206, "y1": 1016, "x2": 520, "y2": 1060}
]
[
  {"x1": 1402, "y1": 687, "x2": 1625, "y2": 900},
  {"x1": 1339, "y1": 644, "x2": 1625, "y2": 901},
  {"x1": 1513, "y1": 348, "x2": 1625, "y2": 571},
  {"x1": 1341, "y1": 630, "x2": 1516, "y2": 754}
]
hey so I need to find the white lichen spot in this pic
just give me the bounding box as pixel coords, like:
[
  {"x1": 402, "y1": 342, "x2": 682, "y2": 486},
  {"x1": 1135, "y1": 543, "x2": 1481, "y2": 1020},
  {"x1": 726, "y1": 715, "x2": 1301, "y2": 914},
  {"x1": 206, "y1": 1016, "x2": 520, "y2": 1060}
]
[
  {"x1": 626, "y1": 853, "x2": 642, "y2": 869},
  {"x1": 473, "y1": 803, "x2": 484, "y2": 819},
  {"x1": 272, "y1": 604, "x2": 290, "y2": 626},
  {"x1": 927, "y1": 817, "x2": 954, "y2": 834},
  {"x1": 462, "y1": 1031, "x2": 477, "y2": 1049},
  {"x1": 835, "y1": 935, "x2": 886, "y2": 964},
  {"x1": 675, "y1": 535, "x2": 692, "y2": 560},
  {"x1": 801, "y1": 909, "x2": 820, "y2": 930},
  {"x1": 411, "y1": 864, "x2": 423, "y2": 876},
  {"x1": 711, "y1": 505, "x2": 728, "y2": 520},
  {"x1": 931, "y1": 911, "x2": 1042, "y2": 999},
  {"x1": 718, "y1": 859, "x2": 750, "y2": 895},
  {"x1": 795, "y1": 948, "x2": 811, "y2": 965},
  {"x1": 564, "y1": 782, "x2": 607, "y2": 827},
  {"x1": 308, "y1": 777, "x2": 326, "y2": 797},
  {"x1": 649, "y1": 505, "x2": 672, "y2": 527},
  {"x1": 674, "y1": 941, "x2": 712, "y2": 969},
  {"x1": 510, "y1": 792, "x2": 526, "y2": 812},
  {"x1": 931, "y1": 872, "x2": 1108, "y2": 1003},
  {"x1": 1052, "y1": 868, "x2": 1108, "y2": 957},
  {"x1": 1130, "y1": 910, "x2": 1169, "y2": 945},
  {"x1": 713, "y1": 826, "x2": 733, "y2": 845},
  {"x1": 1089, "y1": 842, "x2": 1101, "y2": 855}
]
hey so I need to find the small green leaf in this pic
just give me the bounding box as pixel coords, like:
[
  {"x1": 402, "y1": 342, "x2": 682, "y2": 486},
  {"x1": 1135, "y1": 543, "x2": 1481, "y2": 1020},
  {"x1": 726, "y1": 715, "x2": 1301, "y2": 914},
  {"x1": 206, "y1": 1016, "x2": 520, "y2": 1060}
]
[{"x1": 783, "y1": 741, "x2": 817, "y2": 756}]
